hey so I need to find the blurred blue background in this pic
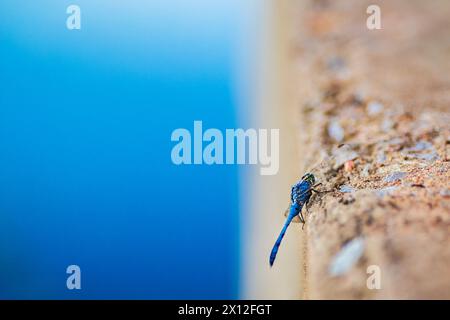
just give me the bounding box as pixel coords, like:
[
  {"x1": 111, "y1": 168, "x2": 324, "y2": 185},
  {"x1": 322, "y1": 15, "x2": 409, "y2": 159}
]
[{"x1": 0, "y1": 0, "x2": 251, "y2": 299}]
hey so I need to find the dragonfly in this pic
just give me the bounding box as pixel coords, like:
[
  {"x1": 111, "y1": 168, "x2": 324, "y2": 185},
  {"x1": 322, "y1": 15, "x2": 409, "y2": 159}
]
[
  {"x1": 268, "y1": 144, "x2": 354, "y2": 266},
  {"x1": 269, "y1": 173, "x2": 323, "y2": 267}
]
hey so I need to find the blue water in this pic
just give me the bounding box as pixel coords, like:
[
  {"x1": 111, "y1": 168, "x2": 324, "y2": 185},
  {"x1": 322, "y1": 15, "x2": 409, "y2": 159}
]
[{"x1": 0, "y1": 0, "x2": 243, "y2": 299}]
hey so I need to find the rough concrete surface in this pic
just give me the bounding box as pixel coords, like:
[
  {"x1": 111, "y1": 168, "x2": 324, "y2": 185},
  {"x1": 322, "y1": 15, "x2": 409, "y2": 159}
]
[{"x1": 287, "y1": 0, "x2": 450, "y2": 299}]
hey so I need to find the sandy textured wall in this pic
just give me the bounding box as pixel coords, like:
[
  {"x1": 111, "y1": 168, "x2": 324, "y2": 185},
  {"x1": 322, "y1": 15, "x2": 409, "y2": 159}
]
[
  {"x1": 286, "y1": 0, "x2": 450, "y2": 299},
  {"x1": 244, "y1": 0, "x2": 450, "y2": 299}
]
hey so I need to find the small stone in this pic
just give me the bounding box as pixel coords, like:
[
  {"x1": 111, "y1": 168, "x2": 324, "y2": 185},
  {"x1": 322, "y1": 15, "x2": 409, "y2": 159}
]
[
  {"x1": 328, "y1": 120, "x2": 345, "y2": 142},
  {"x1": 362, "y1": 163, "x2": 371, "y2": 177},
  {"x1": 332, "y1": 145, "x2": 359, "y2": 170},
  {"x1": 340, "y1": 185, "x2": 356, "y2": 193},
  {"x1": 367, "y1": 101, "x2": 384, "y2": 116},
  {"x1": 388, "y1": 137, "x2": 405, "y2": 146},
  {"x1": 406, "y1": 141, "x2": 433, "y2": 152},
  {"x1": 344, "y1": 160, "x2": 355, "y2": 172},
  {"x1": 375, "y1": 186, "x2": 399, "y2": 197},
  {"x1": 381, "y1": 118, "x2": 394, "y2": 132},
  {"x1": 440, "y1": 189, "x2": 450, "y2": 198},
  {"x1": 414, "y1": 152, "x2": 440, "y2": 161},
  {"x1": 327, "y1": 56, "x2": 346, "y2": 72},
  {"x1": 401, "y1": 141, "x2": 439, "y2": 161},
  {"x1": 376, "y1": 151, "x2": 387, "y2": 164},
  {"x1": 329, "y1": 237, "x2": 365, "y2": 277},
  {"x1": 384, "y1": 171, "x2": 407, "y2": 183}
]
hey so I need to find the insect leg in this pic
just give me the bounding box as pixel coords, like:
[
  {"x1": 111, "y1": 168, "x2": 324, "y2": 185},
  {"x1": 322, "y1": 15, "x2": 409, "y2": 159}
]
[
  {"x1": 311, "y1": 182, "x2": 334, "y2": 194},
  {"x1": 299, "y1": 204, "x2": 306, "y2": 225},
  {"x1": 313, "y1": 183, "x2": 322, "y2": 188},
  {"x1": 311, "y1": 188, "x2": 333, "y2": 194},
  {"x1": 299, "y1": 211, "x2": 305, "y2": 224}
]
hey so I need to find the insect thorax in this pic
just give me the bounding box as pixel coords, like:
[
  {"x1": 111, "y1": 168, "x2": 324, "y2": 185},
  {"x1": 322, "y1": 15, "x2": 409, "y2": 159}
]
[{"x1": 291, "y1": 180, "x2": 312, "y2": 204}]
